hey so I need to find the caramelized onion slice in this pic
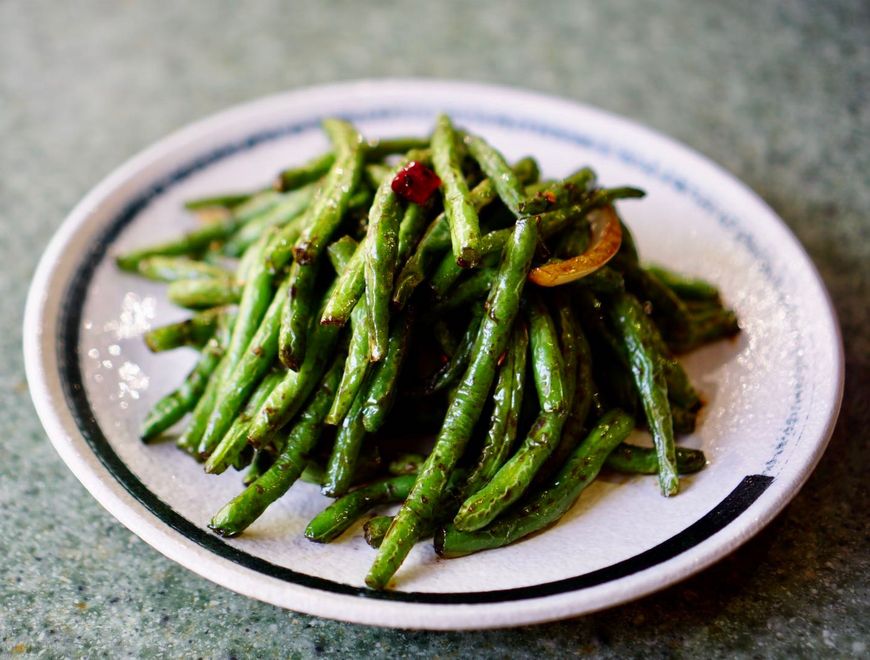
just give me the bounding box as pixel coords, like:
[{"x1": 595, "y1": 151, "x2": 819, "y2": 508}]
[{"x1": 529, "y1": 205, "x2": 622, "y2": 286}]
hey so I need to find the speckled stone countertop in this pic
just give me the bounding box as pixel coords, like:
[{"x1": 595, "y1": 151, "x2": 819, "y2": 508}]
[{"x1": 2, "y1": 0, "x2": 867, "y2": 656}]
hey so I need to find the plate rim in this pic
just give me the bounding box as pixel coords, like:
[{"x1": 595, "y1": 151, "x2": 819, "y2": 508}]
[{"x1": 23, "y1": 78, "x2": 844, "y2": 629}]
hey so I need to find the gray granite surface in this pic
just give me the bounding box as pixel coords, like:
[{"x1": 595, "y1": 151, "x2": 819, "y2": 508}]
[{"x1": 1, "y1": 0, "x2": 867, "y2": 656}]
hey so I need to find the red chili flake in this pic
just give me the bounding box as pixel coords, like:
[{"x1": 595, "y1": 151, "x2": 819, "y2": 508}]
[{"x1": 391, "y1": 161, "x2": 441, "y2": 205}]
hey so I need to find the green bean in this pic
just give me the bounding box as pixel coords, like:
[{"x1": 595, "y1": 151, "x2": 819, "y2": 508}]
[
  {"x1": 219, "y1": 240, "x2": 356, "y2": 461},
  {"x1": 166, "y1": 278, "x2": 240, "y2": 309},
  {"x1": 198, "y1": 274, "x2": 293, "y2": 460},
  {"x1": 327, "y1": 235, "x2": 360, "y2": 271},
  {"x1": 210, "y1": 230, "x2": 346, "y2": 457},
  {"x1": 223, "y1": 184, "x2": 316, "y2": 257},
  {"x1": 431, "y1": 268, "x2": 495, "y2": 312},
  {"x1": 235, "y1": 235, "x2": 265, "y2": 284},
  {"x1": 646, "y1": 265, "x2": 721, "y2": 302},
  {"x1": 241, "y1": 449, "x2": 275, "y2": 486},
  {"x1": 538, "y1": 293, "x2": 594, "y2": 480},
  {"x1": 365, "y1": 163, "x2": 392, "y2": 187},
  {"x1": 613, "y1": 216, "x2": 638, "y2": 264},
  {"x1": 363, "y1": 515, "x2": 392, "y2": 548},
  {"x1": 174, "y1": 315, "x2": 235, "y2": 456},
  {"x1": 264, "y1": 143, "x2": 353, "y2": 265},
  {"x1": 278, "y1": 259, "x2": 320, "y2": 370},
  {"x1": 292, "y1": 119, "x2": 364, "y2": 265},
  {"x1": 136, "y1": 256, "x2": 229, "y2": 283},
  {"x1": 299, "y1": 462, "x2": 327, "y2": 486},
  {"x1": 671, "y1": 308, "x2": 740, "y2": 354},
  {"x1": 605, "y1": 443, "x2": 707, "y2": 474},
  {"x1": 325, "y1": 299, "x2": 369, "y2": 425},
  {"x1": 390, "y1": 203, "x2": 460, "y2": 308},
  {"x1": 452, "y1": 296, "x2": 568, "y2": 531},
  {"x1": 428, "y1": 186, "x2": 644, "y2": 298},
  {"x1": 435, "y1": 410, "x2": 634, "y2": 558},
  {"x1": 555, "y1": 221, "x2": 590, "y2": 259},
  {"x1": 608, "y1": 292, "x2": 679, "y2": 496},
  {"x1": 184, "y1": 191, "x2": 261, "y2": 211},
  {"x1": 277, "y1": 216, "x2": 356, "y2": 366},
  {"x1": 595, "y1": 357, "x2": 640, "y2": 417},
  {"x1": 547, "y1": 291, "x2": 580, "y2": 414},
  {"x1": 616, "y1": 259, "x2": 692, "y2": 348},
  {"x1": 140, "y1": 338, "x2": 223, "y2": 441},
  {"x1": 575, "y1": 266, "x2": 624, "y2": 293},
  {"x1": 321, "y1": 148, "x2": 431, "y2": 337},
  {"x1": 518, "y1": 167, "x2": 596, "y2": 215},
  {"x1": 396, "y1": 203, "x2": 427, "y2": 263},
  {"x1": 362, "y1": 310, "x2": 414, "y2": 433},
  {"x1": 274, "y1": 137, "x2": 429, "y2": 191},
  {"x1": 115, "y1": 191, "x2": 281, "y2": 271},
  {"x1": 465, "y1": 135, "x2": 526, "y2": 216},
  {"x1": 202, "y1": 370, "x2": 283, "y2": 473},
  {"x1": 432, "y1": 114, "x2": 481, "y2": 267},
  {"x1": 428, "y1": 251, "x2": 466, "y2": 300},
  {"x1": 319, "y1": 167, "x2": 434, "y2": 330},
  {"x1": 425, "y1": 306, "x2": 483, "y2": 394},
  {"x1": 320, "y1": 240, "x2": 365, "y2": 326},
  {"x1": 462, "y1": 319, "x2": 529, "y2": 497},
  {"x1": 208, "y1": 355, "x2": 345, "y2": 537},
  {"x1": 274, "y1": 152, "x2": 334, "y2": 192},
  {"x1": 305, "y1": 474, "x2": 417, "y2": 543},
  {"x1": 671, "y1": 403, "x2": 698, "y2": 435},
  {"x1": 347, "y1": 186, "x2": 374, "y2": 212},
  {"x1": 428, "y1": 200, "x2": 579, "y2": 299},
  {"x1": 363, "y1": 466, "x2": 469, "y2": 549},
  {"x1": 391, "y1": 157, "x2": 539, "y2": 309},
  {"x1": 364, "y1": 136, "x2": 431, "y2": 160},
  {"x1": 322, "y1": 379, "x2": 369, "y2": 497},
  {"x1": 176, "y1": 355, "x2": 229, "y2": 457},
  {"x1": 245, "y1": 320, "x2": 341, "y2": 451},
  {"x1": 130, "y1": 118, "x2": 740, "y2": 590},
  {"x1": 275, "y1": 120, "x2": 363, "y2": 369},
  {"x1": 223, "y1": 228, "x2": 280, "y2": 378},
  {"x1": 364, "y1": 165, "x2": 403, "y2": 362},
  {"x1": 454, "y1": 414, "x2": 566, "y2": 530},
  {"x1": 366, "y1": 211, "x2": 538, "y2": 590},
  {"x1": 578, "y1": 287, "x2": 699, "y2": 413},
  {"x1": 626, "y1": 295, "x2": 701, "y2": 411},
  {"x1": 684, "y1": 299, "x2": 729, "y2": 318},
  {"x1": 275, "y1": 137, "x2": 429, "y2": 190},
  {"x1": 288, "y1": 454, "x2": 382, "y2": 488},
  {"x1": 210, "y1": 189, "x2": 284, "y2": 219},
  {"x1": 364, "y1": 513, "x2": 443, "y2": 549},
  {"x1": 388, "y1": 453, "x2": 426, "y2": 476},
  {"x1": 143, "y1": 307, "x2": 229, "y2": 352},
  {"x1": 527, "y1": 295, "x2": 567, "y2": 412},
  {"x1": 538, "y1": 186, "x2": 642, "y2": 239}
]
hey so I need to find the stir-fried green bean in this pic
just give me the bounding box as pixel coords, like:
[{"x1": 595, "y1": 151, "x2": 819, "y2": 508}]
[{"x1": 125, "y1": 117, "x2": 737, "y2": 592}]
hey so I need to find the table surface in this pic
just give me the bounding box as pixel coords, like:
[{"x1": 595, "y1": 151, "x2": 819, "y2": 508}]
[{"x1": 2, "y1": 0, "x2": 867, "y2": 656}]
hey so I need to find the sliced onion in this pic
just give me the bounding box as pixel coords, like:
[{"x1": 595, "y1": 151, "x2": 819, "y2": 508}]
[{"x1": 529, "y1": 205, "x2": 622, "y2": 287}]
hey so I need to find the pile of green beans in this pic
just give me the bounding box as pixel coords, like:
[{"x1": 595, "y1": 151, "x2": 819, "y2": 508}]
[{"x1": 119, "y1": 116, "x2": 739, "y2": 589}]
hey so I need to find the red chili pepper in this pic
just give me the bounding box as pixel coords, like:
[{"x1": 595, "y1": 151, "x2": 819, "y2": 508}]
[{"x1": 391, "y1": 161, "x2": 442, "y2": 205}]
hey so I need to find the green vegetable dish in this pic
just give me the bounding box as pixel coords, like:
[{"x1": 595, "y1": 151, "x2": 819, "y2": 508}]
[{"x1": 118, "y1": 115, "x2": 740, "y2": 589}]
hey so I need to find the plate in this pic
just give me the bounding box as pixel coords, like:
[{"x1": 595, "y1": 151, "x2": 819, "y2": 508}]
[{"x1": 23, "y1": 79, "x2": 843, "y2": 629}]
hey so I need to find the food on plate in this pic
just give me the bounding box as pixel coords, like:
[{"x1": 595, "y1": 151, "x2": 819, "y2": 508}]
[{"x1": 117, "y1": 115, "x2": 739, "y2": 589}]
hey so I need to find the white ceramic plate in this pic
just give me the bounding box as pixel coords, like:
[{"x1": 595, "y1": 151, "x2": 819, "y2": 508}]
[{"x1": 24, "y1": 80, "x2": 843, "y2": 630}]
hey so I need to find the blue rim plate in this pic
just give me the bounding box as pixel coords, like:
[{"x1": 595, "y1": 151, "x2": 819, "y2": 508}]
[{"x1": 23, "y1": 80, "x2": 843, "y2": 629}]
